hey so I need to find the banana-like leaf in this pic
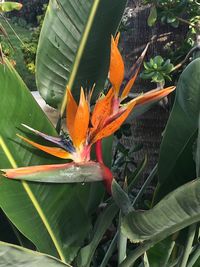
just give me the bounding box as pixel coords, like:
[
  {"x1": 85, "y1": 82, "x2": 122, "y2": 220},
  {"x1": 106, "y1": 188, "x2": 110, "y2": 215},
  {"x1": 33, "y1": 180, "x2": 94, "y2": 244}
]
[
  {"x1": 0, "y1": 61, "x2": 96, "y2": 262},
  {"x1": 77, "y1": 202, "x2": 118, "y2": 267},
  {"x1": 0, "y1": 241, "x2": 71, "y2": 267},
  {"x1": 2, "y1": 161, "x2": 104, "y2": 183},
  {"x1": 111, "y1": 179, "x2": 133, "y2": 215},
  {"x1": 195, "y1": 114, "x2": 200, "y2": 179},
  {"x1": 36, "y1": 0, "x2": 127, "y2": 108},
  {"x1": 0, "y1": 2, "x2": 22, "y2": 12},
  {"x1": 157, "y1": 59, "x2": 200, "y2": 199},
  {"x1": 147, "y1": 238, "x2": 177, "y2": 267},
  {"x1": 122, "y1": 179, "x2": 200, "y2": 243}
]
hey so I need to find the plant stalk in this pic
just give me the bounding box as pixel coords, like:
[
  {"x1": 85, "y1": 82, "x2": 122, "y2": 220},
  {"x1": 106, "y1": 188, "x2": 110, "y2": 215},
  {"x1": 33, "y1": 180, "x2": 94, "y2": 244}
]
[
  {"x1": 187, "y1": 244, "x2": 200, "y2": 267},
  {"x1": 100, "y1": 233, "x2": 118, "y2": 267},
  {"x1": 163, "y1": 241, "x2": 175, "y2": 267},
  {"x1": 119, "y1": 240, "x2": 154, "y2": 267},
  {"x1": 132, "y1": 164, "x2": 157, "y2": 206},
  {"x1": 179, "y1": 224, "x2": 196, "y2": 267},
  {"x1": 118, "y1": 212, "x2": 127, "y2": 265}
]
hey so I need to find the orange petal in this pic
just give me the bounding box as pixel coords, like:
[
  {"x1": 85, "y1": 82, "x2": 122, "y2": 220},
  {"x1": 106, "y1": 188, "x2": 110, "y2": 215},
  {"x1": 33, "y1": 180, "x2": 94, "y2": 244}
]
[
  {"x1": 109, "y1": 36, "x2": 124, "y2": 95},
  {"x1": 73, "y1": 88, "x2": 90, "y2": 148},
  {"x1": 3, "y1": 163, "x2": 73, "y2": 178},
  {"x1": 66, "y1": 86, "x2": 78, "y2": 138},
  {"x1": 91, "y1": 88, "x2": 114, "y2": 131},
  {"x1": 121, "y1": 43, "x2": 149, "y2": 101},
  {"x1": 17, "y1": 134, "x2": 72, "y2": 159},
  {"x1": 91, "y1": 101, "x2": 136, "y2": 143},
  {"x1": 2, "y1": 161, "x2": 105, "y2": 182},
  {"x1": 135, "y1": 86, "x2": 175, "y2": 106}
]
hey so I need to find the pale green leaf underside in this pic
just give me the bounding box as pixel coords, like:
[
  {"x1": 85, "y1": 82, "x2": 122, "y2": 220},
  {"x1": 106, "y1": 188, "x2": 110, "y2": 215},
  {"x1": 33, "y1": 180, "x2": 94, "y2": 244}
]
[
  {"x1": 122, "y1": 179, "x2": 200, "y2": 243},
  {"x1": 3, "y1": 162, "x2": 104, "y2": 183},
  {"x1": 0, "y1": 241, "x2": 71, "y2": 267}
]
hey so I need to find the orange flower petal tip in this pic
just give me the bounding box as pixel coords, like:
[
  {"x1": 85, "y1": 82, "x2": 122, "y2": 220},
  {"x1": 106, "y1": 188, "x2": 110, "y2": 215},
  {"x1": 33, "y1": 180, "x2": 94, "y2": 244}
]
[
  {"x1": 100, "y1": 163, "x2": 113, "y2": 194},
  {"x1": 17, "y1": 134, "x2": 72, "y2": 159}
]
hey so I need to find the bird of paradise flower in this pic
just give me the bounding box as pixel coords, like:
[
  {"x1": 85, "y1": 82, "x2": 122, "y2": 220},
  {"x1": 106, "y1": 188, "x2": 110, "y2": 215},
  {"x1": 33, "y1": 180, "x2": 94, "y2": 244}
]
[{"x1": 2, "y1": 34, "x2": 175, "y2": 193}]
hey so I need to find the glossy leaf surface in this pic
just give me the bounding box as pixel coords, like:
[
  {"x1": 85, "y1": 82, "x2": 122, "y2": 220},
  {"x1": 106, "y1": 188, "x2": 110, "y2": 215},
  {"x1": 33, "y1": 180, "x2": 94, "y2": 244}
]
[
  {"x1": 0, "y1": 61, "x2": 92, "y2": 263},
  {"x1": 157, "y1": 59, "x2": 200, "y2": 198},
  {"x1": 36, "y1": 0, "x2": 127, "y2": 108}
]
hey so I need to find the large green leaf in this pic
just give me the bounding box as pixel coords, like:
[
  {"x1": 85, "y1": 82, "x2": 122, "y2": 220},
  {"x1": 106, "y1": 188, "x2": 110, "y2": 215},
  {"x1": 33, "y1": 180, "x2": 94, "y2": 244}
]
[
  {"x1": 0, "y1": 61, "x2": 95, "y2": 263},
  {"x1": 77, "y1": 202, "x2": 118, "y2": 267},
  {"x1": 195, "y1": 114, "x2": 200, "y2": 177},
  {"x1": 157, "y1": 59, "x2": 200, "y2": 198},
  {"x1": 2, "y1": 161, "x2": 105, "y2": 183},
  {"x1": 147, "y1": 238, "x2": 177, "y2": 267},
  {"x1": 0, "y1": 241, "x2": 71, "y2": 267},
  {"x1": 122, "y1": 179, "x2": 200, "y2": 243},
  {"x1": 36, "y1": 0, "x2": 127, "y2": 108},
  {"x1": 119, "y1": 179, "x2": 200, "y2": 266}
]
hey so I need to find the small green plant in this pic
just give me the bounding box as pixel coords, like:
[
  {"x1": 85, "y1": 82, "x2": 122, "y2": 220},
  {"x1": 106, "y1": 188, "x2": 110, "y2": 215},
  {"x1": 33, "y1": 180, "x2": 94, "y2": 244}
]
[
  {"x1": 0, "y1": 2, "x2": 23, "y2": 65},
  {"x1": 112, "y1": 141, "x2": 142, "y2": 179},
  {"x1": 21, "y1": 34, "x2": 38, "y2": 73},
  {"x1": 145, "y1": 0, "x2": 200, "y2": 28},
  {"x1": 141, "y1": 56, "x2": 174, "y2": 83},
  {"x1": 21, "y1": 4, "x2": 47, "y2": 74}
]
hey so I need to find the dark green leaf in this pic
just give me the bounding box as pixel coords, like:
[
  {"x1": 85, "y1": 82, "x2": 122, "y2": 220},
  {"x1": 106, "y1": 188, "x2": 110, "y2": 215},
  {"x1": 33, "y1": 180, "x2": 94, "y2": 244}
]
[
  {"x1": 178, "y1": 59, "x2": 200, "y2": 123},
  {"x1": 170, "y1": 20, "x2": 179, "y2": 28},
  {"x1": 147, "y1": 238, "x2": 176, "y2": 267},
  {"x1": 195, "y1": 114, "x2": 200, "y2": 177},
  {"x1": 127, "y1": 156, "x2": 147, "y2": 191},
  {"x1": 166, "y1": 15, "x2": 176, "y2": 24},
  {"x1": 77, "y1": 202, "x2": 118, "y2": 267},
  {"x1": 117, "y1": 143, "x2": 128, "y2": 154},
  {"x1": 112, "y1": 180, "x2": 133, "y2": 215},
  {"x1": 157, "y1": 59, "x2": 200, "y2": 198},
  {"x1": 36, "y1": 0, "x2": 127, "y2": 108},
  {"x1": 0, "y1": 60, "x2": 92, "y2": 262}
]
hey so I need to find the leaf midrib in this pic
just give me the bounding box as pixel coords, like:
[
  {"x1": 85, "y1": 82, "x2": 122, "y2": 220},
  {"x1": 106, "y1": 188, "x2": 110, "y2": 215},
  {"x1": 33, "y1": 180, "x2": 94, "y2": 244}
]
[
  {"x1": 0, "y1": 136, "x2": 66, "y2": 263},
  {"x1": 60, "y1": 0, "x2": 101, "y2": 116}
]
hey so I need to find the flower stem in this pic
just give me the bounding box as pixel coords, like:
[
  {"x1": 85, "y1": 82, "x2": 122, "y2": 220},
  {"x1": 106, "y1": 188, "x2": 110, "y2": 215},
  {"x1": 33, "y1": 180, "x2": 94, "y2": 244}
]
[
  {"x1": 95, "y1": 139, "x2": 103, "y2": 163},
  {"x1": 95, "y1": 139, "x2": 113, "y2": 193}
]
